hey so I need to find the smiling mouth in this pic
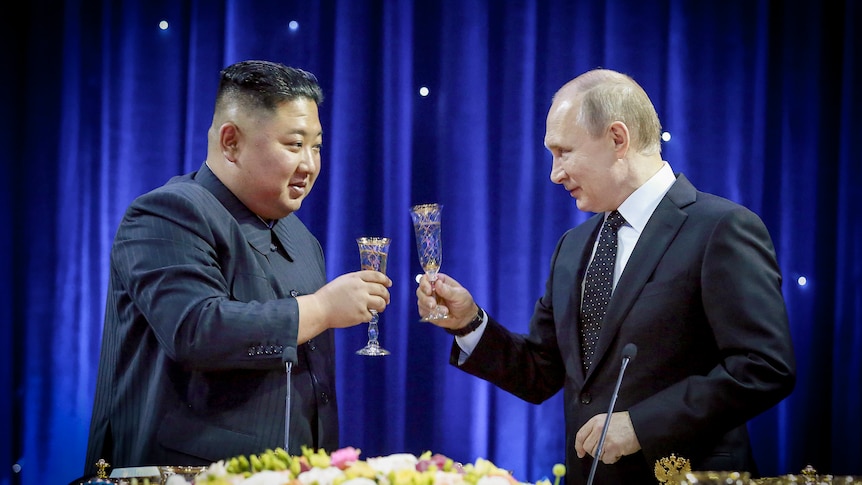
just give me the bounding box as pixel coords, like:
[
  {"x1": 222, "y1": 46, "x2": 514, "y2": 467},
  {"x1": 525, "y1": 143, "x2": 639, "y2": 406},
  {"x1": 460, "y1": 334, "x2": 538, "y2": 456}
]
[{"x1": 289, "y1": 181, "x2": 307, "y2": 196}]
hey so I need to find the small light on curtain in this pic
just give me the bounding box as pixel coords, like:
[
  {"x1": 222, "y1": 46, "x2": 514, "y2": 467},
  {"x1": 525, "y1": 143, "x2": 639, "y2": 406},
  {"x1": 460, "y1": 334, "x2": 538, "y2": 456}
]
[
  {"x1": 289, "y1": 20, "x2": 299, "y2": 31},
  {"x1": 159, "y1": 20, "x2": 169, "y2": 30},
  {"x1": 661, "y1": 131, "x2": 672, "y2": 142},
  {"x1": 419, "y1": 86, "x2": 430, "y2": 97},
  {"x1": 796, "y1": 276, "x2": 807, "y2": 287}
]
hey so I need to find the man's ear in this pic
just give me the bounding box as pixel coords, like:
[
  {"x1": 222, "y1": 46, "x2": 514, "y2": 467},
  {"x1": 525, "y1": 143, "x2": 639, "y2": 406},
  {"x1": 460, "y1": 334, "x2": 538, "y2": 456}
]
[
  {"x1": 608, "y1": 121, "x2": 630, "y2": 158},
  {"x1": 219, "y1": 122, "x2": 240, "y2": 162}
]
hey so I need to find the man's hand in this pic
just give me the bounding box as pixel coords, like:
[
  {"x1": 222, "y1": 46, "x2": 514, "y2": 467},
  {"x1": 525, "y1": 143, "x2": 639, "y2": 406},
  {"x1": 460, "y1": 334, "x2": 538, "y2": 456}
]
[
  {"x1": 574, "y1": 411, "x2": 641, "y2": 464},
  {"x1": 415, "y1": 273, "x2": 477, "y2": 330},
  {"x1": 297, "y1": 270, "x2": 391, "y2": 342}
]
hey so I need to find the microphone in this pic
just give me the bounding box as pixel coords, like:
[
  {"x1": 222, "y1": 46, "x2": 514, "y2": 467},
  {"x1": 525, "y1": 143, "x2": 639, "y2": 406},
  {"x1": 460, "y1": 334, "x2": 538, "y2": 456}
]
[
  {"x1": 586, "y1": 343, "x2": 638, "y2": 485},
  {"x1": 282, "y1": 346, "x2": 298, "y2": 450}
]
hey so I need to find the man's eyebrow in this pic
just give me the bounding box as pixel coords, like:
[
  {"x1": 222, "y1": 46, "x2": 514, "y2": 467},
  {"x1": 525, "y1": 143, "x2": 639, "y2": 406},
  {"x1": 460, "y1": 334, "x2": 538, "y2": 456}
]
[{"x1": 285, "y1": 128, "x2": 323, "y2": 137}]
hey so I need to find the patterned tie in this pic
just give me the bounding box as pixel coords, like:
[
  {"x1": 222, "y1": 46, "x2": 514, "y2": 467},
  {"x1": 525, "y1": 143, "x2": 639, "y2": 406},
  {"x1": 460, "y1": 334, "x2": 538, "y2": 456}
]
[{"x1": 580, "y1": 210, "x2": 626, "y2": 372}]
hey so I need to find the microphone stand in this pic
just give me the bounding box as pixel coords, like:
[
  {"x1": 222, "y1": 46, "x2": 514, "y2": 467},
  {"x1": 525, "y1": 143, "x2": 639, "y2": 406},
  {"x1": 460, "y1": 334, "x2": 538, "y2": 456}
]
[
  {"x1": 586, "y1": 343, "x2": 637, "y2": 485},
  {"x1": 282, "y1": 347, "x2": 298, "y2": 451}
]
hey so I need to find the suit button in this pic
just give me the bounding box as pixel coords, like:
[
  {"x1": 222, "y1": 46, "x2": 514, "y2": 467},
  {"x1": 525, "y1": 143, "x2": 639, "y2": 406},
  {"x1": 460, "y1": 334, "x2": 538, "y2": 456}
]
[
  {"x1": 580, "y1": 392, "x2": 592, "y2": 404},
  {"x1": 320, "y1": 392, "x2": 329, "y2": 404},
  {"x1": 270, "y1": 243, "x2": 278, "y2": 252}
]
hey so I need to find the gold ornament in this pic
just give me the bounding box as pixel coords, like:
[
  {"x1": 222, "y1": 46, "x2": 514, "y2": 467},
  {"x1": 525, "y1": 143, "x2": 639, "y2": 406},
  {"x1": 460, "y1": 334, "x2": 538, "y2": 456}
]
[
  {"x1": 801, "y1": 464, "x2": 818, "y2": 482},
  {"x1": 95, "y1": 459, "x2": 110, "y2": 479},
  {"x1": 655, "y1": 454, "x2": 691, "y2": 484}
]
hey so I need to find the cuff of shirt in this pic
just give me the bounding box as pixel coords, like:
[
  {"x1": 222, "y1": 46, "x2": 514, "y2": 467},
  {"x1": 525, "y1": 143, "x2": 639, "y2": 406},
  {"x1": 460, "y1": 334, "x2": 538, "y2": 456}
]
[{"x1": 454, "y1": 311, "x2": 488, "y2": 365}]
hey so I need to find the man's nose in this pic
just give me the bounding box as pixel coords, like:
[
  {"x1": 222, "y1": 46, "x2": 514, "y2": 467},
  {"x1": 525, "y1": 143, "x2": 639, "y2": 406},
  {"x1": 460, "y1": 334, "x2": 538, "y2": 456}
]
[
  {"x1": 549, "y1": 162, "x2": 565, "y2": 184},
  {"x1": 298, "y1": 148, "x2": 317, "y2": 172}
]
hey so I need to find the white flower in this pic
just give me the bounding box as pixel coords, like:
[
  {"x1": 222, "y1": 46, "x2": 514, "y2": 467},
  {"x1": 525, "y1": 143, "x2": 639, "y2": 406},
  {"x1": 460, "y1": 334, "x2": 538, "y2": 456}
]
[
  {"x1": 433, "y1": 470, "x2": 466, "y2": 485},
  {"x1": 365, "y1": 453, "x2": 419, "y2": 475},
  {"x1": 297, "y1": 466, "x2": 345, "y2": 485},
  {"x1": 241, "y1": 470, "x2": 292, "y2": 485},
  {"x1": 164, "y1": 475, "x2": 191, "y2": 485},
  {"x1": 342, "y1": 478, "x2": 379, "y2": 485},
  {"x1": 196, "y1": 460, "x2": 230, "y2": 481}
]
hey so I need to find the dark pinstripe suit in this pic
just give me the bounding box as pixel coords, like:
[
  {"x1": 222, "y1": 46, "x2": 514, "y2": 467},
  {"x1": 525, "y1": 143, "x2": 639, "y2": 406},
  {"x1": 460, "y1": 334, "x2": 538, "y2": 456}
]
[
  {"x1": 84, "y1": 163, "x2": 337, "y2": 475},
  {"x1": 453, "y1": 174, "x2": 795, "y2": 484}
]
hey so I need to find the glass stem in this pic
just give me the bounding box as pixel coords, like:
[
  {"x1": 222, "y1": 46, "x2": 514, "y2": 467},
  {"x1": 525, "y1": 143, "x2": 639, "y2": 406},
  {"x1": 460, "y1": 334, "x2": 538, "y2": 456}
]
[{"x1": 367, "y1": 311, "x2": 380, "y2": 345}]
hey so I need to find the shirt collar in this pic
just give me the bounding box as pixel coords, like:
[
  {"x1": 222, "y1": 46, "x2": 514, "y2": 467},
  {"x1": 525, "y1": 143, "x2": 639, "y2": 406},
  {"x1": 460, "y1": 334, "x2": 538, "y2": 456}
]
[{"x1": 616, "y1": 161, "x2": 676, "y2": 233}]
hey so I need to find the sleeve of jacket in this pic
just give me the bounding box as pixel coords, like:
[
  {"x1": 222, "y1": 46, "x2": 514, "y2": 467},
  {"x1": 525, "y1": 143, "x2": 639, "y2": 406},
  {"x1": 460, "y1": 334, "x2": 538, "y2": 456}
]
[{"x1": 451, "y1": 233, "x2": 569, "y2": 404}]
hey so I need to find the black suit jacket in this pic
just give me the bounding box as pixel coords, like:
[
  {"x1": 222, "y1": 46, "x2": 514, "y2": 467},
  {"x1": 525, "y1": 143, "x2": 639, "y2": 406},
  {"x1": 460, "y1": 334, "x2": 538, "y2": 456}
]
[
  {"x1": 84, "y1": 163, "x2": 338, "y2": 476},
  {"x1": 453, "y1": 174, "x2": 795, "y2": 484}
]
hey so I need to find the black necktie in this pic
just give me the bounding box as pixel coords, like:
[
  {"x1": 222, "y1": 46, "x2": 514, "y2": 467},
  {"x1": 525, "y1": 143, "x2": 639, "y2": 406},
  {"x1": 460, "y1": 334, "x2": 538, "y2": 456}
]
[{"x1": 580, "y1": 210, "x2": 626, "y2": 371}]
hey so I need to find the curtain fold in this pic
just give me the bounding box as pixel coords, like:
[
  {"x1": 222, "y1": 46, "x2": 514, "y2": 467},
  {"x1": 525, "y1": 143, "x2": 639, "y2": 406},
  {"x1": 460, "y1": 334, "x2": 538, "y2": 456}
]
[{"x1": 3, "y1": 1, "x2": 860, "y2": 484}]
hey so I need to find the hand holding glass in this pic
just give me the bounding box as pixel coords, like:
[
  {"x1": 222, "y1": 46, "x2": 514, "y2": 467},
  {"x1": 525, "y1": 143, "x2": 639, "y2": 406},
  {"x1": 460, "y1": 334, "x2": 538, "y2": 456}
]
[
  {"x1": 355, "y1": 237, "x2": 391, "y2": 356},
  {"x1": 409, "y1": 203, "x2": 449, "y2": 321}
]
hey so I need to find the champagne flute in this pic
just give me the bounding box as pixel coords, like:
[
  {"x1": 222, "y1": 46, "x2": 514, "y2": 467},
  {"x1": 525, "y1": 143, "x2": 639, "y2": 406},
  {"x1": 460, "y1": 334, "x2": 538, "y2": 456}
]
[
  {"x1": 355, "y1": 237, "x2": 391, "y2": 356},
  {"x1": 409, "y1": 203, "x2": 449, "y2": 321}
]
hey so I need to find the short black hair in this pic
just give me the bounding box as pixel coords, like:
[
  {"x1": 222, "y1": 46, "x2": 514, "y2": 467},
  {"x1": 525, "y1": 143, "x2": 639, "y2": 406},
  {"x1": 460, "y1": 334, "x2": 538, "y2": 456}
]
[{"x1": 215, "y1": 60, "x2": 323, "y2": 113}]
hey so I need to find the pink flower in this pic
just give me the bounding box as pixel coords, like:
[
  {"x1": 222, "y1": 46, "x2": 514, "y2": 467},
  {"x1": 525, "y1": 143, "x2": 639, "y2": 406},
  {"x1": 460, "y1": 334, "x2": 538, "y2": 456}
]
[{"x1": 330, "y1": 447, "x2": 361, "y2": 469}]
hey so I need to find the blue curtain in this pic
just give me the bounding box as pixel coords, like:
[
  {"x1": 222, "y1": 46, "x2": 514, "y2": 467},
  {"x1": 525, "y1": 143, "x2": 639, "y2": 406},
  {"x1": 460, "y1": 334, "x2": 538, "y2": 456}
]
[{"x1": 2, "y1": 1, "x2": 860, "y2": 484}]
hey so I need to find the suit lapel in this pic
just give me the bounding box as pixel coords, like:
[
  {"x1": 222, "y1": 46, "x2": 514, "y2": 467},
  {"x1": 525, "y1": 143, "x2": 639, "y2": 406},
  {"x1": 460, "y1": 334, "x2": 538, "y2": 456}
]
[
  {"x1": 271, "y1": 215, "x2": 301, "y2": 262},
  {"x1": 585, "y1": 174, "x2": 697, "y2": 381}
]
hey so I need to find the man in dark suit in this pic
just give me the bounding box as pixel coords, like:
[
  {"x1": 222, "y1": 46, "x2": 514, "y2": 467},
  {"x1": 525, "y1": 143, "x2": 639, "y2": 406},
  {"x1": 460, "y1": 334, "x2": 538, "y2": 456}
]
[
  {"x1": 415, "y1": 69, "x2": 795, "y2": 483},
  {"x1": 83, "y1": 60, "x2": 392, "y2": 477}
]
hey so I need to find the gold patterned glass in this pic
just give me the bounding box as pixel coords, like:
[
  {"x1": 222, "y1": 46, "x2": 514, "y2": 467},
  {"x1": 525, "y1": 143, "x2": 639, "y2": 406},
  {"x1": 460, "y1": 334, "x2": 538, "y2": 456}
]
[
  {"x1": 355, "y1": 237, "x2": 391, "y2": 356},
  {"x1": 409, "y1": 203, "x2": 449, "y2": 321}
]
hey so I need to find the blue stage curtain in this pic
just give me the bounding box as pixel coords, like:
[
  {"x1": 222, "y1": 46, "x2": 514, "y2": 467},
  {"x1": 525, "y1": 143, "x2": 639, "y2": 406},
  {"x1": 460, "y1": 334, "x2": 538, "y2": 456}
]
[{"x1": 2, "y1": 1, "x2": 860, "y2": 484}]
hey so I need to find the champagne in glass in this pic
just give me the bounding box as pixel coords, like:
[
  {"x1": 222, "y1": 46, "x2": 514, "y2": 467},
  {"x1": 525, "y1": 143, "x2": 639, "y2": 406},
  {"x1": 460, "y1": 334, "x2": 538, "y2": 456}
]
[
  {"x1": 356, "y1": 237, "x2": 391, "y2": 356},
  {"x1": 409, "y1": 203, "x2": 449, "y2": 321}
]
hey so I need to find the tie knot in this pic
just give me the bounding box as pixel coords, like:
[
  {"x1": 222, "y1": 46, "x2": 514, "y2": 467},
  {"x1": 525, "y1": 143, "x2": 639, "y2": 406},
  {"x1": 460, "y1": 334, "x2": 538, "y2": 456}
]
[{"x1": 605, "y1": 210, "x2": 626, "y2": 232}]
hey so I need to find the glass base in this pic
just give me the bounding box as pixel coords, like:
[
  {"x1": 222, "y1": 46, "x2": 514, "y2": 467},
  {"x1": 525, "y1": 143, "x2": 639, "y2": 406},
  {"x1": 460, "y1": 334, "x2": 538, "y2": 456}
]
[
  {"x1": 420, "y1": 305, "x2": 450, "y2": 322},
  {"x1": 356, "y1": 343, "x2": 390, "y2": 356},
  {"x1": 419, "y1": 313, "x2": 450, "y2": 322}
]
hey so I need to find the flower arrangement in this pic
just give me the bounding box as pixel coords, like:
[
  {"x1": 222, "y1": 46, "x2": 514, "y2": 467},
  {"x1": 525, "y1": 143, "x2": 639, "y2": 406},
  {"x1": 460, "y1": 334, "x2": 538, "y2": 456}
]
[{"x1": 167, "y1": 446, "x2": 565, "y2": 485}]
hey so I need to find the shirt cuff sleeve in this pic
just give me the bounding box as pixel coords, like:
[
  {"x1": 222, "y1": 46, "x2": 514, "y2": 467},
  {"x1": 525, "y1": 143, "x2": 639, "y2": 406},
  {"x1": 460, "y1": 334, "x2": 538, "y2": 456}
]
[{"x1": 454, "y1": 312, "x2": 488, "y2": 365}]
